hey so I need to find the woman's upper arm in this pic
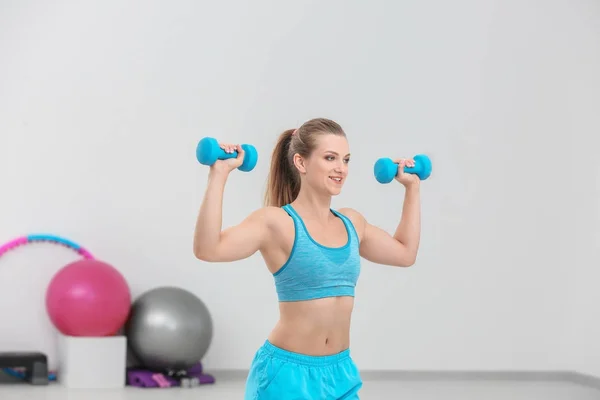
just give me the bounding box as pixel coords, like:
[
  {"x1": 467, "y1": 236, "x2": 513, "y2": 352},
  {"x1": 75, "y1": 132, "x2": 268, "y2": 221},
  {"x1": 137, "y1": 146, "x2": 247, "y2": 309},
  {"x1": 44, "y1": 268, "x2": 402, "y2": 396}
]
[
  {"x1": 197, "y1": 207, "x2": 273, "y2": 262},
  {"x1": 338, "y1": 208, "x2": 415, "y2": 267},
  {"x1": 361, "y1": 223, "x2": 416, "y2": 267}
]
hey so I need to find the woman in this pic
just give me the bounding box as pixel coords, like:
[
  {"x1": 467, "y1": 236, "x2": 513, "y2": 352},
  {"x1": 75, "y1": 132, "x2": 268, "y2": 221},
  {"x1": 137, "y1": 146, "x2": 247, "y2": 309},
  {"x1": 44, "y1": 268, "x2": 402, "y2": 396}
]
[{"x1": 193, "y1": 118, "x2": 422, "y2": 399}]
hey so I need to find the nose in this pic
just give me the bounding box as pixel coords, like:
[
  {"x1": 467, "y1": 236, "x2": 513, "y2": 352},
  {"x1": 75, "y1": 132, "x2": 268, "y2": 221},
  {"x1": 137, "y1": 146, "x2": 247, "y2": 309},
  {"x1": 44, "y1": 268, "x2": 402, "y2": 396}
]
[{"x1": 334, "y1": 162, "x2": 346, "y2": 175}]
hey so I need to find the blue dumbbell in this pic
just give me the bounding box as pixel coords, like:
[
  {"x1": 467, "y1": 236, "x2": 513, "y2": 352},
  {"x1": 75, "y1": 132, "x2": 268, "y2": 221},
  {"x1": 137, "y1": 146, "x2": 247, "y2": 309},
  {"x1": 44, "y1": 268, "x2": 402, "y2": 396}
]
[
  {"x1": 374, "y1": 154, "x2": 432, "y2": 183},
  {"x1": 196, "y1": 137, "x2": 258, "y2": 172}
]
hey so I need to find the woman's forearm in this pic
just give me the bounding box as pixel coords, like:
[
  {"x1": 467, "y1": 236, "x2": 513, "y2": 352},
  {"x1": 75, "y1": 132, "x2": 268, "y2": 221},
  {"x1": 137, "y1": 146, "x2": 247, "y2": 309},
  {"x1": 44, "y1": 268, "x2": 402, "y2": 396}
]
[
  {"x1": 393, "y1": 183, "x2": 421, "y2": 259},
  {"x1": 193, "y1": 170, "x2": 229, "y2": 258}
]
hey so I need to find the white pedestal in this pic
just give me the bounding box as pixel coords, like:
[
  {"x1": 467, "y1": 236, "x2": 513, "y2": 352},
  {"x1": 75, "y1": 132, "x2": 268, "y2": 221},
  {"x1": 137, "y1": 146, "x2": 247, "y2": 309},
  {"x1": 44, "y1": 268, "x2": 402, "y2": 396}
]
[{"x1": 57, "y1": 334, "x2": 127, "y2": 389}]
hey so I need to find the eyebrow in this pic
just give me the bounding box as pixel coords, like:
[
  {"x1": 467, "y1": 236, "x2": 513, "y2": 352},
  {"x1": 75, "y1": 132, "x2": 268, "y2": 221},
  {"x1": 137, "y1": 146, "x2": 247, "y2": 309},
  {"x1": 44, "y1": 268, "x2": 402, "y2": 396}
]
[{"x1": 325, "y1": 151, "x2": 351, "y2": 157}]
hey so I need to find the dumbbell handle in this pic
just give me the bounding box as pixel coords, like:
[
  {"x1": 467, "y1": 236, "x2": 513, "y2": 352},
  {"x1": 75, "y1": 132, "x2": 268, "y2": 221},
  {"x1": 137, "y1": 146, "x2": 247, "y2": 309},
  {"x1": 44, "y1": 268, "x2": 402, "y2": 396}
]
[
  {"x1": 404, "y1": 163, "x2": 420, "y2": 175},
  {"x1": 374, "y1": 154, "x2": 432, "y2": 183},
  {"x1": 197, "y1": 138, "x2": 240, "y2": 165},
  {"x1": 214, "y1": 147, "x2": 240, "y2": 161},
  {"x1": 196, "y1": 137, "x2": 258, "y2": 172}
]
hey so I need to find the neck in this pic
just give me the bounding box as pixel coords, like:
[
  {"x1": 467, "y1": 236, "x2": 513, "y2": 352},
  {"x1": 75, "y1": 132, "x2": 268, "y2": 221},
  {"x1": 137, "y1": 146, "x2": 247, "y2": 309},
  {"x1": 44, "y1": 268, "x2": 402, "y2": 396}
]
[{"x1": 292, "y1": 187, "x2": 332, "y2": 222}]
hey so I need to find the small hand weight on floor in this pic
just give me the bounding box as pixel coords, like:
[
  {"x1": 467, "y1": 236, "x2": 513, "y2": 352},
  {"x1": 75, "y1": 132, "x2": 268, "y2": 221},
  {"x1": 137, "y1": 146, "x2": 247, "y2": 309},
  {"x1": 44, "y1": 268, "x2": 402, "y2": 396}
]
[
  {"x1": 196, "y1": 137, "x2": 258, "y2": 172},
  {"x1": 374, "y1": 154, "x2": 432, "y2": 183}
]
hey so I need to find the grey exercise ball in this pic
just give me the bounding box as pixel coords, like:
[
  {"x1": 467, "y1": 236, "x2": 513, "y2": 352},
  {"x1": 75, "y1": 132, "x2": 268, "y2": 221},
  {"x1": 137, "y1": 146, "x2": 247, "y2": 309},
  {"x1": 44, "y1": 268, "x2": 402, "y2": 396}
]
[{"x1": 125, "y1": 286, "x2": 213, "y2": 370}]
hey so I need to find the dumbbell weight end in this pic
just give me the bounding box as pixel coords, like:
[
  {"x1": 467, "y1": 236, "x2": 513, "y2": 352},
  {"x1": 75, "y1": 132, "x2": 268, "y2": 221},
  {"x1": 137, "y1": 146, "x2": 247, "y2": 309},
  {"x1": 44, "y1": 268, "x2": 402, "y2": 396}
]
[
  {"x1": 374, "y1": 154, "x2": 432, "y2": 184},
  {"x1": 196, "y1": 137, "x2": 258, "y2": 172}
]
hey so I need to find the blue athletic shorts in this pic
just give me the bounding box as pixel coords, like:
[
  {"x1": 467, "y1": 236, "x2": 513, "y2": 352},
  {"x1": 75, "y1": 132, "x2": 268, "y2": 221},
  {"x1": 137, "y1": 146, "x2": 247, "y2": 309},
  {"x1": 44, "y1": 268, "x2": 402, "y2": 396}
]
[{"x1": 244, "y1": 340, "x2": 363, "y2": 399}]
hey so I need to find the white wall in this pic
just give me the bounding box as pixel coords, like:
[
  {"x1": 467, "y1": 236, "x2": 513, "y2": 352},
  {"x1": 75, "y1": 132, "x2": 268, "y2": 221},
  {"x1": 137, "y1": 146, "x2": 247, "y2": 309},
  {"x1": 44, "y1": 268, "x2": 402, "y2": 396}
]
[
  {"x1": 566, "y1": 51, "x2": 600, "y2": 379},
  {"x1": 1, "y1": 0, "x2": 599, "y2": 374}
]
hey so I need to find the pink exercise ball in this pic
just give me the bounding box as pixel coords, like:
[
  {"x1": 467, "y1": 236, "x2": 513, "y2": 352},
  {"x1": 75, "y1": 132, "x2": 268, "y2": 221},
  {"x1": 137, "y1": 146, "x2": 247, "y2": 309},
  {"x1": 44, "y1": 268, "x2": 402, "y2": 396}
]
[{"x1": 45, "y1": 259, "x2": 131, "y2": 336}]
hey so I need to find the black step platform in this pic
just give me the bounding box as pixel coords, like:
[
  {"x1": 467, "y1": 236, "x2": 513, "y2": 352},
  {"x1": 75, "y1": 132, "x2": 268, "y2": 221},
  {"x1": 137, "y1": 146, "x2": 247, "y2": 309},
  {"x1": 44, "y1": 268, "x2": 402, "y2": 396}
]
[{"x1": 0, "y1": 352, "x2": 49, "y2": 385}]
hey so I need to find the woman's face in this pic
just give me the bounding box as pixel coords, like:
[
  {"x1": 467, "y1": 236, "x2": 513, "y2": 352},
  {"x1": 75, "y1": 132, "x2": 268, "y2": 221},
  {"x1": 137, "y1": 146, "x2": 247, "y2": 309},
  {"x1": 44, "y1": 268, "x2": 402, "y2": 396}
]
[{"x1": 295, "y1": 134, "x2": 350, "y2": 196}]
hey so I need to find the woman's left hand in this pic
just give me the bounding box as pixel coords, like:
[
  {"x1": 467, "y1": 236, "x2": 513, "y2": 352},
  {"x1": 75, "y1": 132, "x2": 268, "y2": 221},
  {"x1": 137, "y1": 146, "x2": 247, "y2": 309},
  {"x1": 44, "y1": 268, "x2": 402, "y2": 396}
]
[{"x1": 394, "y1": 158, "x2": 421, "y2": 188}]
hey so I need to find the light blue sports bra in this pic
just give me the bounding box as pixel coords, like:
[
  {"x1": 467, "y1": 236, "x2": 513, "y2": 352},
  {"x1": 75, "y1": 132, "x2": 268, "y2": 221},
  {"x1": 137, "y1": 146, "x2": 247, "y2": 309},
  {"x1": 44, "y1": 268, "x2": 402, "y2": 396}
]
[{"x1": 273, "y1": 204, "x2": 361, "y2": 302}]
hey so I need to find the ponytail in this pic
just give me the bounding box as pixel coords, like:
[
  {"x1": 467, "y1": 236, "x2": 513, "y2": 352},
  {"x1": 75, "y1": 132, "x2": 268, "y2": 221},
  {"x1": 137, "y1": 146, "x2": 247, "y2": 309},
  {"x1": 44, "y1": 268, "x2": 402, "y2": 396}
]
[{"x1": 264, "y1": 129, "x2": 300, "y2": 207}]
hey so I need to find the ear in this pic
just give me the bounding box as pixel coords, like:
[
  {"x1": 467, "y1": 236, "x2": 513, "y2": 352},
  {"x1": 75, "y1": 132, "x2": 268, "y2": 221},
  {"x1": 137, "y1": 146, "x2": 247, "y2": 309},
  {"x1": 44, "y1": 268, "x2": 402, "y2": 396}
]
[{"x1": 293, "y1": 153, "x2": 307, "y2": 174}]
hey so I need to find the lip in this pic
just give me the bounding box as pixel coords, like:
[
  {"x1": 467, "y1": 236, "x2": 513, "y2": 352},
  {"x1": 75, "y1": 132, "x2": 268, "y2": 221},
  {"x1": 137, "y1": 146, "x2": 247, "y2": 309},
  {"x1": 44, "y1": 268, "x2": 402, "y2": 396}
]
[{"x1": 329, "y1": 176, "x2": 343, "y2": 184}]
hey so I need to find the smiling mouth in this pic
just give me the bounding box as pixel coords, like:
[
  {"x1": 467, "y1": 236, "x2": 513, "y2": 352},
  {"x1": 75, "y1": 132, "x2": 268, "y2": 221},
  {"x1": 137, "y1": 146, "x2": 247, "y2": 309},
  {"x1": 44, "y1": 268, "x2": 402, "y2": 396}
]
[{"x1": 329, "y1": 176, "x2": 342, "y2": 183}]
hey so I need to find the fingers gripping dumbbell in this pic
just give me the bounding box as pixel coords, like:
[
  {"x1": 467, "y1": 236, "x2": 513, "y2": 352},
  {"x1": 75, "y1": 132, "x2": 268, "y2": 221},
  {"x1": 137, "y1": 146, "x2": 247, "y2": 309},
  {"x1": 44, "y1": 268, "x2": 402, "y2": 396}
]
[
  {"x1": 374, "y1": 154, "x2": 432, "y2": 183},
  {"x1": 196, "y1": 137, "x2": 258, "y2": 172}
]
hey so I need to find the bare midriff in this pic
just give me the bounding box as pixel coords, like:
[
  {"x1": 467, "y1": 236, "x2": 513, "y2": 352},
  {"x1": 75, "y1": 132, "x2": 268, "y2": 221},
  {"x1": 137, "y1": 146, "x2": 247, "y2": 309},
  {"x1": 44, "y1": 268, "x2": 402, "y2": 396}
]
[{"x1": 267, "y1": 295, "x2": 354, "y2": 356}]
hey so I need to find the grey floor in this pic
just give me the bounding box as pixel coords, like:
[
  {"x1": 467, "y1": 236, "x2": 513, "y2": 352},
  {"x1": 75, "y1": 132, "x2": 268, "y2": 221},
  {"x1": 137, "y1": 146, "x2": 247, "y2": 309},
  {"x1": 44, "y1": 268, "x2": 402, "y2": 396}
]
[{"x1": 1, "y1": 374, "x2": 600, "y2": 399}]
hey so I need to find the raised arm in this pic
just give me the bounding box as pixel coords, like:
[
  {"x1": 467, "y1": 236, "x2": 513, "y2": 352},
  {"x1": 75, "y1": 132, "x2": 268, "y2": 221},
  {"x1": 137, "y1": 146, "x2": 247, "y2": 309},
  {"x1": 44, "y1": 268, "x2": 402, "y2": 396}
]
[
  {"x1": 193, "y1": 144, "x2": 269, "y2": 262},
  {"x1": 340, "y1": 158, "x2": 422, "y2": 267},
  {"x1": 361, "y1": 183, "x2": 420, "y2": 266}
]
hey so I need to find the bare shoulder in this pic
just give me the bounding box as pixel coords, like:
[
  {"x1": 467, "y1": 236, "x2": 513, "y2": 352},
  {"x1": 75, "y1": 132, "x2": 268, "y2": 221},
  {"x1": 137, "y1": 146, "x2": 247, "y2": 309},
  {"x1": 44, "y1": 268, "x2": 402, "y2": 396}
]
[
  {"x1": 336, "y1": 207, "x2": 367, "y2": 239},
  {"x1": 251, "y1": 206, "x2": 291, "y2": 229},
  {"x1": 254, "y1": 206, "x2": 294, "y2": 260},
  {"x1": 336, "y1": 207, "x2": 366, "y2": 222}
]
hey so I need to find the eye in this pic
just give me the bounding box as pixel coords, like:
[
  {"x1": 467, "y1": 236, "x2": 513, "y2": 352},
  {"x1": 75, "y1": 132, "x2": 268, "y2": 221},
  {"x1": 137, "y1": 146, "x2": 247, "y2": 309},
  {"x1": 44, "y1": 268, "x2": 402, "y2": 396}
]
[
  {"x1": 344, "y1": 158, "x2": 350, "y2": 164},
  {"x1": 325, "y1": 155, "x2": 335, "y2": 161}
]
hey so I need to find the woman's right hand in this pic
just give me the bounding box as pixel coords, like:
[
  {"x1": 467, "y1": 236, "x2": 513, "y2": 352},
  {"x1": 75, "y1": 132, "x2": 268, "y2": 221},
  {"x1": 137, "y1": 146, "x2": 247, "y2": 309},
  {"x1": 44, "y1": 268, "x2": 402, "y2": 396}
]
[{"x1": 210, "y1": 143, "x2": 246, "y2": 175}]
